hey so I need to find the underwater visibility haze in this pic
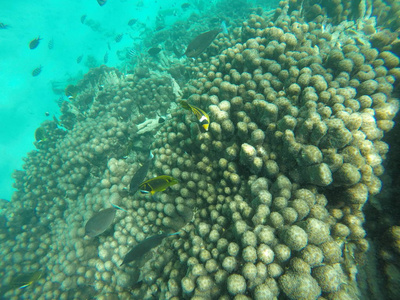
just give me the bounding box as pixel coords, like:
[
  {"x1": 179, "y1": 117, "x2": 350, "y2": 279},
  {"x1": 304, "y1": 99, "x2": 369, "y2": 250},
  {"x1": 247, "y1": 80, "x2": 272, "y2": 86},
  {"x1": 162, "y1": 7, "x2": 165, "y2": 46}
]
[{"x1": 1, "y1": 0, "x2": 400, "y2": 299}]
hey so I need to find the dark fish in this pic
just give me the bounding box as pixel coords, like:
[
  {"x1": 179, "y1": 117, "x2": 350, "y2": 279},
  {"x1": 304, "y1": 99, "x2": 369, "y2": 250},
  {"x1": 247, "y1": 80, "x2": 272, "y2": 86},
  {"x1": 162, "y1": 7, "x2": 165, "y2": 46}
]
[
  {"x1": 29, "y1": 37, "x2": 42, "y2": 50},
  {"x1": 139, "y1": 175, "x2": 178, "y2": 195},
  {"x1": 184, "y1": 29, "x2": 221, "y2": 57},
  {"x1": 180, "y1": 100, "x2": 210, "y2": 131},
  {"x1": 155, "y1": 25, "x2": 165, "y2": 31},
  {"x1": 158, "y1": 117, "x2": 165, "y2": 123},
  {"x1": 115, "y1": 33, "x2": 123, "y2": 43},
  {"x1": 84, "y1": 207, "x2": 117, "y2": 237},
  {"x1": 34, "y1": 127, "x2": 46, "y2": 142},
  {"x1": 45, "y1": 112, "x2": 50, "y2": 117},
  {"x1": 81, "y1": 15, "x2": 87, "y2": 24},
  {"x1": 181, "y1": 3, "x2": 190, "y2": 9},
  {"x1": 0, "y1": 22, "x2": 10, "y2": 29},
  {"x1": 32, "y1": 66, "x2": 42, "y2": 77},
  {"x1": 77, "y1": 55, "x2": 83, "y2": 64},
  {"x1": 120, "y1": 232, "x2": 180, "y2": 266},
  {"x1": 129, "y1": 152, "x2": 154, "y2": 195},
  {"x1": 128, "y1": 18, "x2": 137, "y2": 26},
  {"x1": 48, "y1": 38, "x2": 54, "y2": 50},
  {"x1": 148, "y1": 47, "x2": 161, "y2": 56},
  {"x1": 104, "y1": 52, "x2": 109, "y2": 64},
  {"x1": 97, "y1": 0, "x2": 107, "y2": 6}
]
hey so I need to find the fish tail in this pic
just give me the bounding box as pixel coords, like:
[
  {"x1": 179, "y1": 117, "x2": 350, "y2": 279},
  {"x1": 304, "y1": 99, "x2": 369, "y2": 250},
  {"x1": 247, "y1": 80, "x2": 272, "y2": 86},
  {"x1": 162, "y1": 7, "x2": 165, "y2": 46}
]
[
  {"x1": 110, "y1": 202, "x2": 128, "y2": 213},
  {"x1": 221, "y1": 21, "x2": 228, "y2": 35},
  {"x1": 168, "y1": 232, "x2": 181, "y2": 236}
]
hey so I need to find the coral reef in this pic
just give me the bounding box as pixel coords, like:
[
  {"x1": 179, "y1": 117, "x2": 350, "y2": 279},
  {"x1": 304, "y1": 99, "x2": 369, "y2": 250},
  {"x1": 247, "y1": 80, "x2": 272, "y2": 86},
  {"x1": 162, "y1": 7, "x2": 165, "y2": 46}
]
[{"x1": 0, "y1": 1, "x2": 400, "y2": 299}]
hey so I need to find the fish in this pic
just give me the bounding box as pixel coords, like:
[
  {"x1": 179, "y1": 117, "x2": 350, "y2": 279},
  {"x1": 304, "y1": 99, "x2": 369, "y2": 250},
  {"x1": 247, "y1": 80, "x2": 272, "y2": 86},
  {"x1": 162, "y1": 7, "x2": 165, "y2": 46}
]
[
  {"x1": 184, "y1": 22, "x2": 228, "y2": 57},
  {"x1": 0, "y1": 22, "x2": 10, "y2": 29},
  {"x1": 48, "y1": 38, "x2": 54, "y2": 49},
  {"x1": 34, "y1": 127, "x2": 46, "y2": 142},
  {"x1": 9, "y1": 270, "x2": 44, "y2": 290},
  {"x1": 120, "y1": 232, "x2": 180, "y2": 266},
  {"x1": 32, "y1": 66, "x2": 43, "y2": 77},
  {"x1": 104, "y1": 52, "x2": 109, "y2": 64},
  {"x1": 29, "y1": 37, "x2": 42, "y2": 49},
  {"x1": 148, "y1": 47, "x2": 161, "y2": 56},
  {"x1": 84, "y1": 204, "x2": 126, "y2": 238},
  {"x1": 181, "y1": 3, "x2": 190, "y2": 9},
  {"x1": 127, "y1": 48, "x2": 136, "y2": 58},
  {"x1": 129, "y1": 151, "x2": 154, "y2": 195},
  {"x1": 128, "y1": 18, "x2": 137, "y2": 26},
  {"x1": 115, "y1": 33, "x2": 123, "y2": 43},
  {"x1": 179, "y1": 100, "x2": 210, "y2": 131},
  {"x1": 97, "y1": 0, "x2": 107, "y2": 6},
  {"x1": 80, "y1": 15, "x2": 87, "y2": 24},
  {"x1": 77, "y1": 54, "x2": 83, "y2": 64},
  {"x1": 139, "y1": 175, "x2": 178, "y2": 195}
]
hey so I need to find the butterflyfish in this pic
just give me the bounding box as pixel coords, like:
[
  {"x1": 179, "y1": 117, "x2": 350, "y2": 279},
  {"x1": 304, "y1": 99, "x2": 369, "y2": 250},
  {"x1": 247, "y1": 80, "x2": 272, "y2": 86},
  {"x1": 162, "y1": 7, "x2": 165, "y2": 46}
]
[
  {"x1": 139, "y1": 175, "x2": 178, "y2": 195},
  {"x1": 120, "y1": 232, "x2": 180, "y2": 266},
  {"x1": 179, "y1": 100, "x2": 210, "y2": 131}
]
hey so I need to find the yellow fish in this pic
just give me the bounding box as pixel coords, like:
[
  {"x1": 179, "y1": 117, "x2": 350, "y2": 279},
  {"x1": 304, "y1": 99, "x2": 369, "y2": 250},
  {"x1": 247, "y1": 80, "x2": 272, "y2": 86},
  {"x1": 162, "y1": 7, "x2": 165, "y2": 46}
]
[
  {"x1": 139, "y1": 175, "x2": 178, "y2": 195},
  {"x1": 179, "y1": 100, "x2": 210, "y2": 131}
]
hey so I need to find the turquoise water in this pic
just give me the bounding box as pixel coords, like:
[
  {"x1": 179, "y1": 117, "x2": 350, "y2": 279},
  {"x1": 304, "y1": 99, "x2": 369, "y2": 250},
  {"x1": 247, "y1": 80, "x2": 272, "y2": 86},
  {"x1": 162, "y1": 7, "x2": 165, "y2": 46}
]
[{"x1": 0, "y1": 0, "x2": 201, "y2": 200}]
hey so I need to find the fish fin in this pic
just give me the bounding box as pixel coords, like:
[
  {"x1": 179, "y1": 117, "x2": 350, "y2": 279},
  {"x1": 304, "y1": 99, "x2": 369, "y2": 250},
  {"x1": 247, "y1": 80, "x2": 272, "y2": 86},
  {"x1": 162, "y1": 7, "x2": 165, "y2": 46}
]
[
  {"x1": 221, "y1": 21, "x2": 228, "y2": 35},
  {"x1": 110, "y1": 202, "x2": 128, "y2": 212},
  {"x1": 148, "y1": 150, "x2": 154, "y2": 160}
]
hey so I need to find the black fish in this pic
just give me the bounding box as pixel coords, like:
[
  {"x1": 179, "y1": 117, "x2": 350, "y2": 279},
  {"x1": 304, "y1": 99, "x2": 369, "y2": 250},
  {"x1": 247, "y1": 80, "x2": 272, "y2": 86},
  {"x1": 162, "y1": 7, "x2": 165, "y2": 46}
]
[
  {"x1": 129, "y1": 152, "x2": 154, "y2": 195},
  {"x1": 120, "y1": 232, "x2": 180, "y2": 266},
  {"x1": 77, "y1": 55, "x2": 83, "y2": 64},
  {"x1": 48, "y1": 38, "x2": 54, "y2": 50},
  {"x1": 104, "y1": 52, "x2": 109, "y2": 64},
  {"x1": 81, "y1": 15, "x2": 87, "y2": 24},
  {"x1": 181, "y1": 3, "x2": 190, "y2": 9},
  {"x1": 97, "y1": 0, "x2": 107, "y2": 6},
  {"x1": 148, "y1": 47, "x2": 161, "y2": 56},
  {"x1": 115, "y1": 33, "x2": 123, "y2": 43},
  {"x1": 0, "y1": 23, "x2": 9, "y2": 29},
  {"x1": 84, "y1": 207, "x2": 116, "y2": 237},
  {"x1": 29, "y1": 37, "x2": 42, "y2": 50},
  {"x1": 32, "y1": 66, "x2": 42, "y2": 77},
  {"x1": 128, "y1": 18, "x2": 137, "y2": 26}
]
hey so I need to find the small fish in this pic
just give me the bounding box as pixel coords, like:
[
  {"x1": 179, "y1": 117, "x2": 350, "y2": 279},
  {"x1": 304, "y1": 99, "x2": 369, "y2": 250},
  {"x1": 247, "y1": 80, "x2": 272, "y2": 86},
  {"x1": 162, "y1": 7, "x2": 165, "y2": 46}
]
[
  {"x1": 184, "y1": 22, "x2": 228, "y2": 57},
  {"x1": 127, "y1": 48, "x2": 136, "y2": 58},
  {"x1": 45, "y1": 112, "x2": 50, "y2": 117},
  {"x1": 32, "y1": 66, "x2": 42, "y2": 77},
  {"x1": 129, "y1": 151, "x2": 154, "y2": 195},
  {"x1": 34, "y1": 127, "x2": 46, "y2": 142},
  {"x1": 48, "y1": 38, "x2": 54, "y2": 50},
  {"x1": 77, "y1": 54, "x2": 83, "y2": 64},
  {"x1": 104, "y1": 52, "x2": 109, "y2": 64},
  {"x1": 9, "y1": 270, "x2": 44, "y2": 290},
  {"x1": 120, "y1": 232, "x2": 180, "y2": 266},
  {"x1": 84, "y1": 205, "x2": 125, "y2": 237},
  {"x1": 29, "y1": 37, "x2": 42, "y2": 49},
  {"x1": 181, "y1": 3, "x2": 190, "y2": 9},
  {"x1": 115, "y1": 33, "x2": 123, "y2": 43},
  {"x1": 179, "y1": 100, "x2": 210, "y2": 131},
  {"x1": 81, "y1": 15, "x2": 87, "y2": 24},
  {"x1": 128, "y1": 18, "x2": 137, "y2": 26},
  {"x1": 0, "y1": 22, "x2": 10, "y2": 29},
  {"x1": 139, "y1": 175, "x2": 178, "y2": 195},
  {"x1": 97, "y1": 0, "x2": 107, "y2": 6},
  {"x1": 148, "y1": 47, "x2": 161, "y2": 56},
  {"x1": 158, "y1": 117, "x2": 165, "y2": 123}
]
